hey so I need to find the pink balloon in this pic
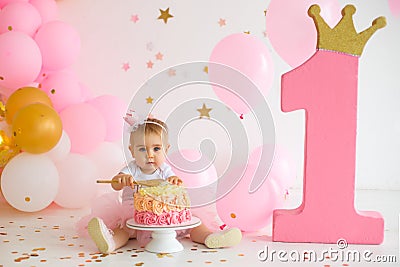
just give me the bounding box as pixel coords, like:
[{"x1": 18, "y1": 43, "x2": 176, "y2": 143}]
[
  {"x1": 266, "y1": 0, "x2": 341, "y2": 67},
  {"x1": 0, "y1": 2, "x2": 42, "y2": 36},
  {"x1": 40, "y1": 70, "x2": 81, "y2": 111},
  {"x1": 389, "y1": 0, "x2": 400, "y2": 17},
  {"x1": 29, "y1": 0, "x2": 59, "y2": 23},
  {"x1": 209, "y1": 33, "x2": 274, "y2": 114},
  {"x1": 0, "y1": 31, "x2": 42, "y2": 90},
  {"x1": 34, "y1": 68, "x2": 51, "y2": 84},
  {"x1": 251, "y1": 144, "x2": 296, "y2": 190},
  {"x1": 87, "y1": 95, "x2": 127, "y2": 141},
  {"x1": 34, "y1": 20, "x2": 81, "y2": 70},
  {"x1": 167, "y1": 149, "x2": 218, "y2": 188},
  {"x1": 60, "y1": 103, "x2": 107, "y2": 154},
  {"x1": 0, "y1": 0, "x2": 28, "y2": 9},
  {"x1": 54, "y1": 153, "x2": 98, "y2": 208},
  {"x1": 79, "y1": 82, "x2": 94, "y2": 102},
  {"x1": 216, "y1": 144, "x2": 295, "y2": 231},
  {"x1": 87, "y1": 142, "x2": 125, "y2": 196},
  {"x1": 269, "y1": 146, "x2": 296, "y2": 190},
  {"x1": 216, "y1": 162, "x2": 278, "y2": 232}
]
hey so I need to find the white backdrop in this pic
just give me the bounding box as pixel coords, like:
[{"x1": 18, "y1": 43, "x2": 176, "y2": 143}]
[{"x1": 57, "y1": 0, "x2": 400, "y2": 190}]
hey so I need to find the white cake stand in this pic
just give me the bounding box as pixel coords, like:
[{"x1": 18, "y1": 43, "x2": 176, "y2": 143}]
[{"x1": 126, "y1": 216, "x2": 201, "y2": 253}]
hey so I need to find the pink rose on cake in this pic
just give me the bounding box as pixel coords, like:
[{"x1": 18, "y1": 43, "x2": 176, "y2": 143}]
[
  {"x1": 143, "y1": 212, "x2": 158, "y2": 225},
  {"x1": 135, "y1": 211, "x2": 146, "y2": 224},
  {"x1": 157, "y1": 212, "x2": 170, "y2": 225},
  {"x1": 184, "y1": 209, "x2": 192, "y2": 221},
  {"x1": 170, "y1": 211, "x2": 181, "y2": 224}
]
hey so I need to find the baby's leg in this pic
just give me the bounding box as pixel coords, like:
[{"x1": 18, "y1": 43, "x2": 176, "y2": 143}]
[
  {"x1": 190, "y1": 223, "x2": 242, "y2": 249},
  {"x1": 113, "y1": 227, "x2": 130, "y2": 249},
  {"x1": 190, "y1": 223, "x2": 213, "y2": 244},
  {"x1": 88, "y1": 217, "x2": 132, "y2": 254}
]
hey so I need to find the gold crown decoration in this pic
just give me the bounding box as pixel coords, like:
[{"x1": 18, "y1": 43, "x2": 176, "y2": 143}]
[{"x1": 308, "y1": 4, "x2": 386, "y2": 56}]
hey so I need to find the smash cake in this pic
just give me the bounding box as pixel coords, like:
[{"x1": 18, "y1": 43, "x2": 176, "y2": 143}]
[{"x1": 134, "y1": 183, "x2": 192, "y2": 226}]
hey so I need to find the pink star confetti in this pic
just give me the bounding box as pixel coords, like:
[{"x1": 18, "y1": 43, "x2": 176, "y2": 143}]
[
  {"x1": 168, "y1": 68, "x2": 176, "y2": 76},
  {"x1": 146, "y1": 60, "x2": 154, "y2": 69},
  {"x1": 131, "y1": 14, "x2": 139, "y2": 23},
  {"x1": 218, "y1": 18, "x2": 226, "y2": 27},
  {"x1": 122, "y1": 62, "x2": 131, "y2": 71},
  {"x1": 155, "y1": 52, "x2": 164, "y2": 60}
]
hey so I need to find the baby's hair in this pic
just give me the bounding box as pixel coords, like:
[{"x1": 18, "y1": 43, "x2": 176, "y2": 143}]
[{"x1": 130, "y1": 118, "x2": 169, "y2": 143}]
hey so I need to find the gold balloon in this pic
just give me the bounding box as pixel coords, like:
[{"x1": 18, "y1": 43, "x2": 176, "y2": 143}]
[
  {"x1": 12, "y1": 103, "x2": 62, "y2": 154},
  {"x1": 5, "y1": 87, "x2": 53, "y2": 124}
]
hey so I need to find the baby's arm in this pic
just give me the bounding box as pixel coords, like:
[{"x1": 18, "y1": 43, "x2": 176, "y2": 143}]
[
  {"x1": 111, "y1": 173, "x2": 135, "y2": 191},
  {"x1": 166, "y1": 176, "x2": 183, "y2": 186}
]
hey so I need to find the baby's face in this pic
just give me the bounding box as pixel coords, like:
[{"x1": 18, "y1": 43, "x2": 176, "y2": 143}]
[{"x1": 129, "y1": 131, "x2": 169, "y2": 174}]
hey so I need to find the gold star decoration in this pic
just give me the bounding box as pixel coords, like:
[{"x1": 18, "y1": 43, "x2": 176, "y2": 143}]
[
  {"x1": 146, "y1": 96, "x2": 154, "y2": 104},
  {"x1": 197, "y1": 103, "x2": 212, "y2": 119},
  {"x1": 203, "y1": 66, "x2": 208, "y2": 73},
  {"x1": 158, "y1": 8, "x2": 173, "y2": 24},
  {"x1": 244, "y1": 31, "x2": 250, "y2": 34}
]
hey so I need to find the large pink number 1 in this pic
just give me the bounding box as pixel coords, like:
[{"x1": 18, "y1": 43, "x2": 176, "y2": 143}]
[{"x1": 272, "y1": 50, "x2": 384, "y2": 244}]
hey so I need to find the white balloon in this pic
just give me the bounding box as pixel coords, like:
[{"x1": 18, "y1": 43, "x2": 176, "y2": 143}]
[
  {"x1": 1, "y1": 153, "x2": 59, "y2": 212},
  {"x1": 45, "y1": 130, "x2": 71, "y2": 162},
  {"x1": 54, "y1": 153, "x2": 98, "y2": 208},
  {"x1": 87, "y1": 142, "x2": 124, "y2": 176},
  {"x1": 86, "y1": 142, "x2": 124, "y2": 196}
]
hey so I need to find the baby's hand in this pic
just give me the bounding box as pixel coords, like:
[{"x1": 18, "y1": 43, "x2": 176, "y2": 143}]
[
  {"x1": 112, "y1": 174, "x2": 135, "y2": 188},
  {"x1": 167, "y1": 176, "x2": 183, "y2": 186}
]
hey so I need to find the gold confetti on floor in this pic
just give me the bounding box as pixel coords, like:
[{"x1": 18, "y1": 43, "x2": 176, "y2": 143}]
[
  {"x1": 0, "y1": 188, "x2": 396, "y2": 266},
  {"x1": 14, "y1": 256, "x2": 29, "y2": 262},
  {"x1": 156, "y1": 253, "x2": 173, "y2": 258},
  {"x1": 201, "y1": 250, "x2": 218, "y2": 253}
]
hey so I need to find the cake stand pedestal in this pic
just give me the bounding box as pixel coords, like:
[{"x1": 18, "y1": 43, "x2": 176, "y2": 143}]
[{"x1": 126, "y1": 216, "x2": 201, "y2": 253}]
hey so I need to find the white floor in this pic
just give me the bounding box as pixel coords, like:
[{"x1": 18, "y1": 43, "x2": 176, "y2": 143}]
[{"x1": 0, "y1": 189, "x2": 399, "y2": 267}]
